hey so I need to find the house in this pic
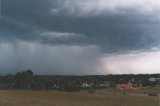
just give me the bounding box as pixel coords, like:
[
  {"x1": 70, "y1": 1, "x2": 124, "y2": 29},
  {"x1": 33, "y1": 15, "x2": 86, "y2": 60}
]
[
  {"x1": 82, "y1": 83, "x2": 92, "y2": 88},
  {"x1": 116, "y1": 83, "x2": 133, "y2": 90},
  {"x1": 132, "y1": 83, "x2": 143, "y2": 88},
  {"x1": 149, "y1": 78, "x2": 160, "y2": 87},
  {"x1": 99, "y1": 82, "x2": 110, "y2": 88},
  {"x1": 149, "y1": 78, "x2": 160, "y2": 82}
]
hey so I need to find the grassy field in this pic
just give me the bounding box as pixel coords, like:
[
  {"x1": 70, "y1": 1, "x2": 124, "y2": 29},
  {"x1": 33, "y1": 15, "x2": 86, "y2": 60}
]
[{"x1": 0, "y1": 89, "x2": 159, "y2": 106}]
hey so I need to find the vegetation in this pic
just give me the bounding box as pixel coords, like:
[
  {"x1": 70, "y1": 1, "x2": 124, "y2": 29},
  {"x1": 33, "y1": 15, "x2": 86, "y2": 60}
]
[
  {"x1": 0, "y1": 70, "x2": 159, "y2": 91},
  {"x1": 0, "y1": 90, "x2": 158, "y2": 106},
  {"x1": 0, "y1": 70, "x2": 159, "y2": 106}
]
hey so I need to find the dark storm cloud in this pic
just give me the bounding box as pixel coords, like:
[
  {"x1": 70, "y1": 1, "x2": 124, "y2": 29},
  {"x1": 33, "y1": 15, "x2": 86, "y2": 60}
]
[
  {"x1": 1, "y1": 0, "x2": 159, "y2": 53},
  {"x1": 1, "y1": 0, "x2": 160, "y2": 75}
]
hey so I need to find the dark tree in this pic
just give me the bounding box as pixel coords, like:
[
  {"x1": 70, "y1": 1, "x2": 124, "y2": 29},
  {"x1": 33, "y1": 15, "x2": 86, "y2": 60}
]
[{"x1": 14, "y1": 69, "x2": 34, "y2": 89}]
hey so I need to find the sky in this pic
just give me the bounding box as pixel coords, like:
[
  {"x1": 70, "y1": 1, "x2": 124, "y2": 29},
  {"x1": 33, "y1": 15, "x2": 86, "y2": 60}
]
[{"x1": 0, "y1": 0, "x2": 160, "y2": 75}]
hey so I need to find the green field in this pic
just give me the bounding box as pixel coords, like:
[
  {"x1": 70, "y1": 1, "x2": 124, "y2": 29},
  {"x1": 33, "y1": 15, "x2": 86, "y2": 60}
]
[{"x1": 0, "y1": 89, "x2": 159, "y2": 106}]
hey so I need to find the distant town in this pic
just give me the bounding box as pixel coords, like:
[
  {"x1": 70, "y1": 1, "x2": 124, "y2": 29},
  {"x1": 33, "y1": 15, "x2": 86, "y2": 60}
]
[{"x1": 0, "y1": 69, "x2": 159, "y2": 91}]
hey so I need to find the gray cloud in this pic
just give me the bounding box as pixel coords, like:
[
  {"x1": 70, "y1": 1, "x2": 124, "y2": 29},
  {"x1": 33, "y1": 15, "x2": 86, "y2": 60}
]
[
  {"x1": 0, "y1": 0, "x2": 160, "y2": 74},
  {"x1": 0, "y1": 42, "x2": 103, "y2": 75},
  {"x1": 1, "y1": 0, "x2": 159, "y2": 52}
]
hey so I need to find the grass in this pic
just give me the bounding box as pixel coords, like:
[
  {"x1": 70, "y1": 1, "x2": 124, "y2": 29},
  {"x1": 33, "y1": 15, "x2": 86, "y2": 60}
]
[
  {"x1": 121, "y1": 87, "x2": 160, "y2": 93},
  {"x1": 0, "y1": 89, "x2": 159, "y2": 106}
]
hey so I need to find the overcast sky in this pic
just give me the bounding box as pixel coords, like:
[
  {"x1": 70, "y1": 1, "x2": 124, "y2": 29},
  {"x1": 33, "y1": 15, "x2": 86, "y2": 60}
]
[{"x1": 0, "y1": 0, "x2": 160, "y2": 75}]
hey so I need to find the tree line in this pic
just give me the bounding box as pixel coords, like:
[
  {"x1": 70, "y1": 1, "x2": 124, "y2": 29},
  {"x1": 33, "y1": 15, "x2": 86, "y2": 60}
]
[{"x1": 0, "y1": 69, "x2": 159, "y2": 91}]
